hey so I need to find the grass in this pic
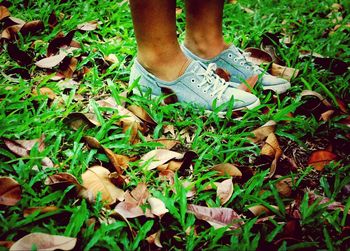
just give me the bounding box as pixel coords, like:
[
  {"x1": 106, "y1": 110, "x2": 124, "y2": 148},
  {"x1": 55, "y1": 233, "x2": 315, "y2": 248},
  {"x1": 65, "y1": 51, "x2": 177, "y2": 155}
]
[{"x1": 1, "y1": 0, "x2": 350, "y2": 250}]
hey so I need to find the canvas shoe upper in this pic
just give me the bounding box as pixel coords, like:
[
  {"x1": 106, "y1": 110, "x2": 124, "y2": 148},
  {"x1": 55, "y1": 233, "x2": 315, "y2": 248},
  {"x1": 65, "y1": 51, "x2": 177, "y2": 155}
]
[
  {"x1": 129, "y1": 59, "x2": 260, "y2": 114},
  {"x1": 182, "y1": 44, "x2": 291, "y2": 94}
]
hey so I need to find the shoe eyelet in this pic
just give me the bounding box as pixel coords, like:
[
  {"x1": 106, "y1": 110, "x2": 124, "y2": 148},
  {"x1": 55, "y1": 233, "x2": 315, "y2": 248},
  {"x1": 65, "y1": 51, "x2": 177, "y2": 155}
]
[
  {"x1": 191, "y1": 78, "x2": 196, "y2": 83},
  {"x1": 240, "y1": 62, "x2": 244, "y2": 66},
  {"x1": 233, "y1": 58, "x2": 238, "y2": 62},
  {"x1": 203, "y1": 90, "x2": 207, "y2": 93},
  {"x1": 228, "y1": 53, "x2": 233, "y2": 59},
  {"x1": 210, "y1": 94, "x2": 214, "y2": 97},
  {"x1": 246, "y1": 66, "x2": 251, "y2": 70}
]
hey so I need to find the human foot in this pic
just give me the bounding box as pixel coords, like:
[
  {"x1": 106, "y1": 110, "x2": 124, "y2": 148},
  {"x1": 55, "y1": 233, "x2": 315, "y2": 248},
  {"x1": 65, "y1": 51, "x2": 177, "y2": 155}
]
[
  {"x1": 182, "y1": 44, "x2": 291, "y2": 94},
  {"x1": 129, "y1": 59, "x2": 260, "y2": 115}
]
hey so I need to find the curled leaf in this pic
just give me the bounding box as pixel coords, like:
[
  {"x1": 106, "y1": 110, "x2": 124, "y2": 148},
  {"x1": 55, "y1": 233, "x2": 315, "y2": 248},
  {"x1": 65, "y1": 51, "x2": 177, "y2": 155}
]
[
  {"x1": 249, "y1": 120, "x2": 277, "y2": 143},
  {"x1": 23, "y1": 206, "x2": 59, "y2": 217},
  {"x1": 217, "y1": 178, "x2": 233, "y2": 205},
  {"x1": 77, "y1": 21, "x2": 98, "y2": 31},
  {"x1": 0, "y1": 6, "x2": 10, "y2": 21},
  {"x1": 261, "y1": 133, "x2": 282, "y2": 178},
  {"x1": 20, "y1": 20, "x2": 44, "y2": 36},
  {"x1": 0, "y1": 177, "x2": 21, "y2": 206},
  {"x1": 188, "y1": 204, "x2": 242, "y2": 229},
  {"x1": 148, "y1": 197, "x2": 168, "y2": 216},
  {"x1": 81, "y1": 166, "x2": 125, "y2": 205},
  {"x1": 140, "y1": 149, "x2": 184, "y2": 170},
  {"x1": 270, "y1": 63, "x2": 299, "y2": 81}
]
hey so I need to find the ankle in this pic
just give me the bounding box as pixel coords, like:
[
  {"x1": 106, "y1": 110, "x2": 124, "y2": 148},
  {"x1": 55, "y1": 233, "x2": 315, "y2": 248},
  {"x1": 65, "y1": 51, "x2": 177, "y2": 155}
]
[
  {"x1": 137, "y1": 51, "x2": 190, "y2": 82},
  {"x1": 184, "y1": 35, "x2": 229, "y2": 60}
]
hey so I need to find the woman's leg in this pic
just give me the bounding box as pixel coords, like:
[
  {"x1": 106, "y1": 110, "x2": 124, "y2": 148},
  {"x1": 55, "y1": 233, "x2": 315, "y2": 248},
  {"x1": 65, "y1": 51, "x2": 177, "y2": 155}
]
[
  {"x1": 129, "y1": 0, "x2": 190, "y2": 81},
  {"x1": 184, "y1": 0, "x2": 229, "y2": 60}
]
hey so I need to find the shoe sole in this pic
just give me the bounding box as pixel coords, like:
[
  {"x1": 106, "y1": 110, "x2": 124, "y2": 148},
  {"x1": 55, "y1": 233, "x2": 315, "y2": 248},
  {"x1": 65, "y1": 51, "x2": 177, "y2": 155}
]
[
  {"x1": 133, "y1": 89, "x2": 261, "y2": 118},
  {"x1": 263, "y1": 81, "x2": 291, "y2": 94}
]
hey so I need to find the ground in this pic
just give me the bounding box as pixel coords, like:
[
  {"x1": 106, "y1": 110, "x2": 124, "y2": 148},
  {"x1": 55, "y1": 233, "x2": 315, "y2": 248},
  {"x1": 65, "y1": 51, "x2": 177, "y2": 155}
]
[{"x1": 0, "y1": 0, "x2": 350, "y2": 250}]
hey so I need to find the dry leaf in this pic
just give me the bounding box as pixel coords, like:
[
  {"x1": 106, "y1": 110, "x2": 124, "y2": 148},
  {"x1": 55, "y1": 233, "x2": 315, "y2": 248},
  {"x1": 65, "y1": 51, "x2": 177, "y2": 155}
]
[
  {"x1": 60, "y1": 57, "x2": 78, "y2": 78},
  {"x1": 152, "y1": 138, "x2": 180, "y2": 150},
  {"x1": 0, "y1": 6, "x2": 10, "y2": 21},
  {"x1": 103, "y1": 147, "x2": 129, "y2": 174},
  {"x1": 81, "y1": 166, "x2": 125, "y2": 204},
  {"x1": 247, "y1": 205, "x2": 279, "y2": 216},
  {"x1": 300, "y1": 90, "x2": 332, "y2": 107},
  {"x1": 261, "y1": 133, "x2": 282, "y2": 178},
  {"x1": 249, "y1": 120, "x2": 277, "y2": 143},
  {"x1": 44, "y1": 173, "x2": 82, "y2": 190},
  {"x1": 320, "y1": 110, "x2": 335, "y2": 121},
  {"x1": 146, "y1": 231, "x2": 162, "y2": 248},
  {"x1": 187, "y1": 204, "x2": 242, "y2": 229},
  {"x1": 77, "y1": 21, "x2": 98, "y2": 31},
  {"x1": 64, "y1": 112, "x2": 100, "y2": 130},
  {"x1": 245, "y1": 47, "x2": 273, "y2": 65},
  {"x1": 3, "y1": 135, "x2": 46, "y2": 157},
  {"x1": 127, "y1": 105, "x2": 156, "y2": 125},
  {"x1": 217, "y1": 179, "x2": 233, "y2": 205},
  {"x1": 7, "y1": 43, "x2": 32, "y2": 66},
  {"x1": 20, "y1": 20, "x2": 44, "y2": 36},
  {"x1": 83, "y1": 136, "x2": 102, "y2": 149},
  {"x1": 0, "y1": 241, "x2": 14, "y2": 249},
  {"x1": 47, "y1": 30, "x2": 75, "y2": 56},
  {"x1": 35, "y1": 52, "x2": 67, "y2": 69},
  {"x1": 114, "y1": 201, "x2": 145, "y2": 218},
  {"x1": 237, "y1": 75, "x2": 259, "y2": 93},
  {"x1": 10, "y1": 233, "x2": 76, "y2": 251},
  {"x1": 140, "y1": 149, "x2": 184, "y2": 170},
  {"x1": 270, "y1": 63, "x2": 299, "y2": 81},
  {"x1": 1, "y1": 24, "x2": 22, "y2": 40},
  {"x1": 23, "y1": 206, "x2": 59, "y2": 217},
  {"x1": 32, "y1": 87, "x2": 57, "y2": 100},
  {"x1": 104, "y1": 54, "x2": 119, "y2": 64},
  {"x1": 148, "y1": 197, "x2": 168, "y2": 216},
  {"x1": 275, "y1": 177, "x2": 293, "y2": 197},
  {"x1": 0, "y1": 177, "x2": 21, "y2": 206},
  {"x1": 212, "y1": 163, "x2": 242, "y2": 177},
  {"x1": 308, "y1": 150, "x2": 337, "y2": 171}
]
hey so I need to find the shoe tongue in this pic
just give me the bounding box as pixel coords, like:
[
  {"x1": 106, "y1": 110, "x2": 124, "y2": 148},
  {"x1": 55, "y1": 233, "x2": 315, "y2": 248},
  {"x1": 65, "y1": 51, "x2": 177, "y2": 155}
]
[{"x1": 185, "y1": 61, "x2": 206, "y2": 74}]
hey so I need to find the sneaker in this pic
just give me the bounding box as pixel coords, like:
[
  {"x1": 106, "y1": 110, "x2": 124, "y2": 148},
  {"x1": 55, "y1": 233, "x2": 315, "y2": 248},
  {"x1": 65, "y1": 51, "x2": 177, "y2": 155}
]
[
  {"x1": 129, "y1": 59, "x2": 260, "y2": 115},
  {"x1": 182, "y1": 45, "x2": 291, "y2": 94}
]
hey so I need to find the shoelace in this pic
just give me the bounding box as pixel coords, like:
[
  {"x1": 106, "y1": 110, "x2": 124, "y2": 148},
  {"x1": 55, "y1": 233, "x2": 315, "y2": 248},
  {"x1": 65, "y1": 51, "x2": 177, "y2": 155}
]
[
  {"x1": 232, "y1": 47, "x2": 263, "y2": 74},
  {"x1": 197, "y1": 63, "x2": 229, "y2": 100}
]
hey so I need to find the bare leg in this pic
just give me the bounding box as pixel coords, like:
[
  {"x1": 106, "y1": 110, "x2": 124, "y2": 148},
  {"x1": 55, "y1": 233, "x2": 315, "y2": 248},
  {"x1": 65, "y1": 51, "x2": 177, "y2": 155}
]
[
  {"x1": 184, "y1": 0, "x2": 229, "y2": 59},
  {"x1": 130, "y1": 0, "x2": 190, "y2": 81}
]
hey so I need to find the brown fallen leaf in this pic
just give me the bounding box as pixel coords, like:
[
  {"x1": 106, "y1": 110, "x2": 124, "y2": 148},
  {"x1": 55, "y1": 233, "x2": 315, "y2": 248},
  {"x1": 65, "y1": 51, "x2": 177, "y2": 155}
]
[
  {"x1": 47, "y1": 30, "x2": 76, "y2": 56},
  {"x1": 114, "y1": 200, "x2": 145, "y2": 219},
  {"x1": 249, "y1": 120, "x2": 277, "y2": 143},
  {"x1": 64, "y1": 112, "x2": 100, "y2": 130},
  {"x1": 300, "y1": 90, "x2": 332, "y2": 107},
  {"x1": 1, "y1": 24, "x2": 22, "y2": 40},
  {"x1": 0, "y1": 177, "x2": 21, "y2": 206},
  {"x1": 215, "y1": 67, "x2": 231, "y2": 82},
  {"x1": 104, "y1": 54, "x2": 119, "y2": 64},
  {"x1": 9, "y1": 233, "x2": 76, "y2": 251},
  {"x1": 48, "y1": 11, "x2": 58, "y2": 29},
  {"x1": 32, "y1": 87, "x2": 57, "y2": 100},
  {"x1": 247, "y1": 205, "x2": 279, "y2": 216},
  {"x1": 146, "y1": 230, "x2": 162, "y2": 248},
  {"x1": 7, "y1": 43, "x2": 32, "y2": 66},
  {"x1": 35, "y1": 51, "x2": 67, "y2": 69},
  {"x1": 83, "y1": 136, "x2": 102, "y2": 149},
  {"x1": 261, "y1": 133, "x2": 282, "y2": 178},
  {"x1": 140, "y1": 149, "x2": 184, "y2": 170},
  {"x1": 270, "y1": 63, "x2": 299, "y2": 81},
  {"x1": 23, "y1": 206, "x2": 59, "y2": 217},
  {"x1": 212, "y1": 163, "x2": 242, "y2": 177},
  {"x1": 60, "y1": 57, "x2": 78, "y2": 78},
  {"x1": 308, "y1": 150, "x2": 337, "y2": 171},
  {"x1": 20, "y1": 20, "x2": 44, "y2": 36},
  {"x1": 44, "y1": 173, "x2": 83, "y2": 191},
  {"x1": 152, "y1": 138, "x2": 180, "y2": 150},
  {"x1": 77, "y1": 21, "x2": 98, "y2": 31},
  {"x1": 275, "y1": 177, "x2": 293, "y2": 197},
  {"x1": 0, "y1": 6, "x2": 10, "y2": 21},
  {"x1": 320, "y1": 109, "x2": 335, "y2": 121},
  {"x1": 217, "y1": 178, "x2": 233, "y2": 205},
  {"x1": 81, "y1": 166, "x2": 125, "y2": 205},
  {"x1": 127, "y1": 105, "x2": 156, "y2": 125},
  {"x1": 245, "y1": 47, "x2": 273, "y2": 65},
  {"x1": 130, "y1": 183, "x2": 149, "y2": 206},
  {"x1": 148, "y1": 197, "x2": 168, "y2": 217},
  {"x1": 4, "y1": 136, "x2": 45, "y2": 156},
  {"x1": 237, "y1": 74, "x2": 259, "y2": 93},
  {"x1": 103, "y1": 147, "x2": 129, "y2": 174},
  {"x1": 187, "y1": 204, "x2": 242, "y2": 229}
]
